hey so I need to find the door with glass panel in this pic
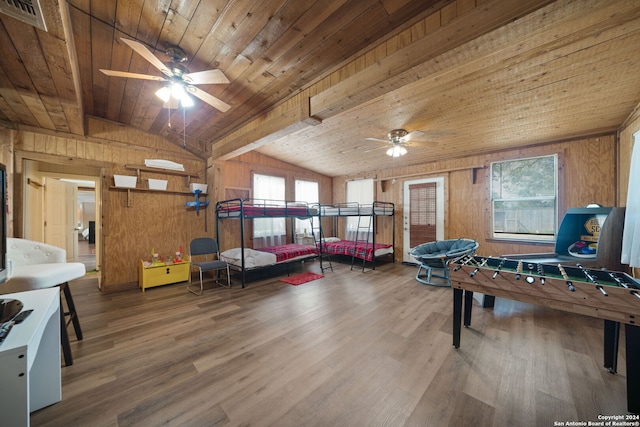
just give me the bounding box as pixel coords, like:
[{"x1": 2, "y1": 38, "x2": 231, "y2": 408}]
[{"x1": 403, "y1": 177, "x2": 445, "y2": 263}]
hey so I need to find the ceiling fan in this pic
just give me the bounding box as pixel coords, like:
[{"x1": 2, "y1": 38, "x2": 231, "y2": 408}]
[
  {"x1": 100, "y1": 38, "x2": 231, "y2": 112},
  {"x1": 365, "y1": 129, "x2": 438, "y2": 157}
]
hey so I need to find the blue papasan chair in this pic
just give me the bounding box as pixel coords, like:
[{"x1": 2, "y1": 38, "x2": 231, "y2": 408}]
[{"x1": 410, "y1": 238, "x2": 479, "y2": 286}]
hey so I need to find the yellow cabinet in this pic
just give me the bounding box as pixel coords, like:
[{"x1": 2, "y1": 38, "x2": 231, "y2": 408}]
[{"x1": 139, "y1": 256, "x2": 190, "y2": 292}]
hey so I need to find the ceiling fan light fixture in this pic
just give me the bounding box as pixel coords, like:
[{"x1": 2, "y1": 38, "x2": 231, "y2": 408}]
[
  {"x1": 170, "y1": 82, "x2": 185, "y2": 99},
  {"x1": 180, "y1": 93, "x2": 194, "y2": 108},
  {"x1": 156, "y1": 83, "x2": 194, "y2": 108},
  {"x1": 386, "y1": 145, "x2": 407, "y2": 157},
  {"x1": 155, "y1": 86, "x2": 171, "y2": 103}
]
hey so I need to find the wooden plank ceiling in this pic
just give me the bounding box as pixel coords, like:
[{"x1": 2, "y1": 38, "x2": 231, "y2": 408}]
[{"x1": 0, "y1": 0, "x2": 639, "y2": 177}]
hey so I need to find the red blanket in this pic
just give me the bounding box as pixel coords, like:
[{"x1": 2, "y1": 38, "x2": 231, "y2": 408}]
[
  {"x1": 319, "y1": 240, "x2": 392, "y2": 262},
  {"x1": 256, "y1": 244, "x2": 318, "y2": 263}
]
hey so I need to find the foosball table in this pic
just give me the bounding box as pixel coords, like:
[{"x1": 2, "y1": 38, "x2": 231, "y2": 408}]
[{"x1": 449, "y1": 255, "x2": 640, "y2": 413}]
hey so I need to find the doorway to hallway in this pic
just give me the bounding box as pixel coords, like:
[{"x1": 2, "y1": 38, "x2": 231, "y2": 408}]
[{"x1": 22, "y1": 159, "x2": 101, "y2": 273}]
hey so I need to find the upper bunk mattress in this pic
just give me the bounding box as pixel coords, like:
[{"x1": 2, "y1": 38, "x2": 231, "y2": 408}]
[
  {"x1": 318, "y1": 202, "x2": 394, "y2": 217},
  {"x1": 217, "y1": 199, "x2": 319, "y2": 218}
]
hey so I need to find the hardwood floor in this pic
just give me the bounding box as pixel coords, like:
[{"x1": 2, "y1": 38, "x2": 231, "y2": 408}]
[
  {"x1": 71, "y1": 239, "x2": 96, "y2": 272},
  {"x1": 32, "y1": 261, "x2": 629, "y2": 426}
]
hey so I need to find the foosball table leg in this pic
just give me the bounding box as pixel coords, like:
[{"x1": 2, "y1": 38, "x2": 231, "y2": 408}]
[
  {"x1": 453, "y1": 288, "x2": 463, "y2": 348},
  {"x1": 464, "y1": 290, "x2": 474, "y2": 328},
  {"x1": 625, "y1": 324, "x2": 640, "y2": 414},
  {"x1": 482, "y1": 295, "x2": 495, "y2": 308},
  {"x1": 603, "y1": 320, "x2": 620, "y2": 374}
]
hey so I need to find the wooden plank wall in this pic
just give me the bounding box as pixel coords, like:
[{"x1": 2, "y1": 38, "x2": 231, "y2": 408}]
[
  {"x1": 213, "y1": 152, "x2": 333, "y2": 252},
  {"x1": 333, "y1": 134, "x2": 617, "y2": 261},
  {"x1": 0, "y1": 127, "x2": 626, "y2": 289},
  {"x1": 0, "y1": 128, "x2": 14, "y2": 236},
  {"x1": 7, "y1": 118, "x2": 208, "y2": 291}
]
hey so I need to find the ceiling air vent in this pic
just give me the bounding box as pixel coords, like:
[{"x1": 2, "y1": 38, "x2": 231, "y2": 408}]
[{"x1": 0, "y1": 0, "x2": 47, "y2": 31}]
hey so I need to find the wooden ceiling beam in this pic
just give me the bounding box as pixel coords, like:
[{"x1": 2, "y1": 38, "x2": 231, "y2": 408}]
[
  {"x1": 58, "y1": 0, "x2": 85, "y2": 136},
  {"x1": 310, "y1": 0, "x2": 555, "y2": 121},
  {"x1": 211, "y1": 95, "x2": 321, "y2": 161},
  {"x1": 209, "y1": 0, "x2": 554, "y2": 163}
]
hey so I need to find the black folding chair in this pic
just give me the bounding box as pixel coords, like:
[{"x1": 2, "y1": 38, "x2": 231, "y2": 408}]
[{"x1": 188, "y1": 237, "x2": 231, "y2": 295}]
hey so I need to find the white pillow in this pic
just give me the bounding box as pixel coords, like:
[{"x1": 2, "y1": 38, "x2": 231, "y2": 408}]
[
  {"x1": 322, "y1": 237, "x2": 341, "y2": 243},
  {"x1": 221, "y1": 247, "x2": 263, "y2": 260},
  {"x1": 220, "y1": 248, "x2": 276, "y2": 267}
]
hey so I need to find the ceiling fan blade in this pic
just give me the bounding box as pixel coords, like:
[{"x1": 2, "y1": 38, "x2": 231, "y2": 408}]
[
  {"x1": 403, "y1": 130, "x2": 425, "y2": 141},
  {"x1": 405, "y1": 140, "x2": 439, "y2": 148},
  {"x1": 100, "y1": 69, "x2": 166, "y2": 81},
  {"x1": 339, "y1": 146, "x2": 364, "y2": 154},
  {"x1": 365, "y1": 137, "x2": 388, "y2": 143},
  {"x1": 363, "y1": 145, "x2": 389, "y2": 154},
  {"x1": 120, "y1": 38, "x2": 171, "y2": 76},
  {"x1": 188, "y1": 86, "x2": 231, "y2": 112},
  {"x1": 184, "y1": 69, "x2": 229, "y2": 85}
]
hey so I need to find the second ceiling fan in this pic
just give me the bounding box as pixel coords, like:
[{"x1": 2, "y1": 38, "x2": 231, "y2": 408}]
[
  {"x1": 100, "y1": 38, "x2": 231, "y2": 112},
  {"x1": 365, "y1": 129, "x2": 438, "y2": 157}
]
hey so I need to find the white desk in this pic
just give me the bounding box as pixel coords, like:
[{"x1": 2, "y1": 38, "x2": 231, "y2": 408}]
[{"x1": 0, "y1": 287, "x2": 61, "y2": 427}]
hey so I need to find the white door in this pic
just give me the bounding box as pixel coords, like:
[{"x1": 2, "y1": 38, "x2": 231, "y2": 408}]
[
  {"x1": 403, "y1": 177, "x2": 445, "y2": 263},
  {"x1": 44, "y1": 178, "x2": 77, "y2": 260}
]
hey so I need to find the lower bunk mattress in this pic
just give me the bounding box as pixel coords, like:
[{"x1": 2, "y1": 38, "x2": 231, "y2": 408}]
[
  {"x1": 319, "y1": 239, "x2": 393, "y2": 262},
  {"x1": 220, "y1": 244, "x2": 318, "y2": 269}
]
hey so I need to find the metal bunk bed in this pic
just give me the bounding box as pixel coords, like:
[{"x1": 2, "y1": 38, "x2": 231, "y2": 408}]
[
  {"x1": 215, "y1": 198, "x2": 319, "y2": 288},
  {"x1": 316, "y1": 201, "x2": 395, "y2": 271}
]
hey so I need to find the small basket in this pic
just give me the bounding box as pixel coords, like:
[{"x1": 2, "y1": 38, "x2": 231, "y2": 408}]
[
  {"x1": 189, "y1": 183, "x2": 208, "y2": 194},
  {"x1": 113, "y1": 175, "x2": 137, "y2": 188},
  {"x1": 148, "y1": 178, "x2": 168, "y2": 190}
]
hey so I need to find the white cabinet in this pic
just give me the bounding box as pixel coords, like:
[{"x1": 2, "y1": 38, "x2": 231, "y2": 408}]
[
  {"x1": 295, "y1": 235, "x2": 315, "y2": 246},
  {"x1": 0, "y1": 287, "x2": 61, "y2": 427}
]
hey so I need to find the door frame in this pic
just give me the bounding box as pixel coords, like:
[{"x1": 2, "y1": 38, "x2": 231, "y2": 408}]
[
  {"x1": 403, "y1": 177, "x2": 445, "y2": 263},
  {"x1": 41, "y1": 172, "x2": 101, "y2": 269},
  {"x1": 19, "y1": 158, "x2": 102, "y2": 273}
]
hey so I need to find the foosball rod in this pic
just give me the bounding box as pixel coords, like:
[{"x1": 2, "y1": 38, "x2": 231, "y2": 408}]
[
  {"x1": 470, "y1": 258, "x2": 488, "y2": 277},
  {"x1": 537, "y1": 263, "x2": 546, "y2": 285},
  {"x1": 453, "y1": 255, "x2": 476, "y2": 272},
  {"x1": 576, "y1": 263, "x2": 608, "y2": 296},
  {"x1": 608, "y1": 272, "x2": 631, "y2": 289},
  {"x1": 557, "y1": 264, "x2": 576, "y2": 292},
  {"x1": 514, "y1": 260, "x2": 523, "y2": 280},
  {"x1": 492, "y1": 258, "x2": 507, "y2": 279}
]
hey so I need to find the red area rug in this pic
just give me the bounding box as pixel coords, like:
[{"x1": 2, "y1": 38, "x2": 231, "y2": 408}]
[{"x1": 281, "y1": 272, "x2": 324, "y2": 285}]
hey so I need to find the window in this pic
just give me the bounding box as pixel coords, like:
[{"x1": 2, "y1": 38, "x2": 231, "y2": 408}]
[
  {"x1": 491, "y1": 155, "x2": 557, "y2": 241},
  {"x1": 253, "y1": 173, "x2": 285, "y2": 248},
  {"x1": 409, "y1": 181, "x2": 437, "y2": 247},
  {"x1": 294, "y1": 179, "x2": 318, "y2": 235},
  {"x1": 346, "y1": 178, "x2": 374, "y2": 241}
]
